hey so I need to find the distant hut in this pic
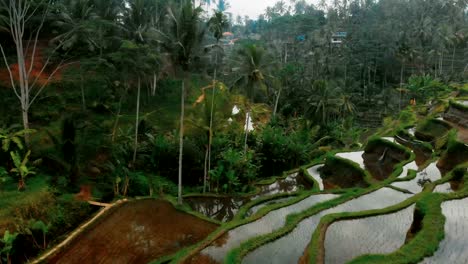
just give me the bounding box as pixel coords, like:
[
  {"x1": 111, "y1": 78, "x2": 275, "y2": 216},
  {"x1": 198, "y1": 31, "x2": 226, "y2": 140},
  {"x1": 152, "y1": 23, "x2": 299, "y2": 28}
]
[{"x1": 331, "y1": 32, "x2": 347, "y2": 45}]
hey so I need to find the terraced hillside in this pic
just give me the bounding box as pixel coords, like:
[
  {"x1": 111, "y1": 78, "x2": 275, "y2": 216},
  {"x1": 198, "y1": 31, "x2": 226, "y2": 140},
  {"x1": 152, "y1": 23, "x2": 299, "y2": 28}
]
[
  {"x1": 36, "y1": 96, "x2": 468, "y2": 264},
  {"x1": 160, "y1": 97, "x2": 468, "y2": 264}
]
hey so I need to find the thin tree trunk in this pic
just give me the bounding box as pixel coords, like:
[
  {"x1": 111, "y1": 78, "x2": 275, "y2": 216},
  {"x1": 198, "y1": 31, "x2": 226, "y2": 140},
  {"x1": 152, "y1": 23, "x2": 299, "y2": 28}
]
[
  {"x1": 80, "y1": 69, "x2": 86, "y2": 111},
  {"x1": 399, "y1": 62, "x2": 404, "y2": 112},
  {"x1": 439, "y1": 53, "x2": 443, "y2": 76},
  {"x1": 22, "y1": 108, "x2": 30, "y2": 142},
  {"x1": 451, "y1": 45, "x2": 456, "y2": 73},
  {"x1": 344, "y1": 64, "x2": 347, "y2": 85},
  {"x1": 203, "y1": 146, "x2": 208, "y2": 193},
  {"x1": 206, "y1": 45, "x2": 221, "y2": 193},
  {"x1": 132, "y1": 77, "x2": 141, "y2": 166},
  {"x1": 244, "y1": 111, "x2": 250, "y2": 156},
  {"x1": 112, "y1": 85, "x2": 126, "y2": 142},
  {"x1": 178, "y1": 81, "x2": 185, "y2": 205},
  {"x1": 273, "y1": 86, "x2": 282, "y2": 117},
  {"x1": 284, "y1": 43, "x2": 288, "y2": 64},
  {"x1": 151, "y1": 72, "x2": 157, "y2": 96},
  {"x1": 206, "y1": 68, "x2": 217, "y2": 193}
]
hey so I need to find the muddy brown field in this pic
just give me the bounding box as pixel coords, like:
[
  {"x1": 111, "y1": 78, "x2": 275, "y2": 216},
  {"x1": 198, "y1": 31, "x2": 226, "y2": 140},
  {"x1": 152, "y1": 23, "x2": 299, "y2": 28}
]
[{"x1": 47, "y1": 199, "x2": 218, "y2": 264}]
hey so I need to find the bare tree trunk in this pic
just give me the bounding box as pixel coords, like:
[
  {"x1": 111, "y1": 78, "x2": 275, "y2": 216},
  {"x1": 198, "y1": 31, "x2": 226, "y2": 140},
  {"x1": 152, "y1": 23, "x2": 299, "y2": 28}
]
[
  {"x1": 80, "y1": 69, "x2": 86, "y2": 111},
  {"x1": 439, "y1": 53, "x2": 443, "y2": 76},
  {"x1": 344, "y1": 64, "x2": 347, "y2": 85},
  {"x1": 399, "y1": 62, "x2": 404, "y2": 112},
  {"x1": 132, "y1": 77, "x2": 141, "y2": 166},
  {"x1": 451, "y1": 45, "x2": 456, "y2": 73},
  {"x1": 284, "y1": 43, "x2": 288, "y2": 64},
  {"x1": 244, "y1": 111, "x2": 250, "y2": 156},
  {"x1": 112, "y1": 84, "x2": 126, "y2": 142},
  {"x1": 178, "y1": 81, "x2": 185, "y2": 205},
  {"x1": 273, "y1": 86, "x2": 282, "y2": 117},
  {"x1": 206, "y1": 66, "x2": 217, "y2": 193},
  {"x1": 151, "y1": 72, "x2": 157, "y2": 96},
  {"x1": 203, "y1": 146, "x2": 209, "y2": 193},
  {"x1": 0, "y1": 1, "x2": 69, "y2": 145}
]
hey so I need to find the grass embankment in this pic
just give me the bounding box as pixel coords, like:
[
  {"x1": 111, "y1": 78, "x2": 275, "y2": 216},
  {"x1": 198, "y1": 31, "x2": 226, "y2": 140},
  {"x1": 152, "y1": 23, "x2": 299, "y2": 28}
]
[
  {"x1": 320, "y1": 154, "x2": 373, "y2": 188},
  {"x1": 415, "y1": 118, "x2": 452, "y2": 149},
  {"x1": 449, "y1": 99, "x2": 468, "y2": 112},
  {"x1": 437, "y1": 131, "x2": 468, "y2": 173}
]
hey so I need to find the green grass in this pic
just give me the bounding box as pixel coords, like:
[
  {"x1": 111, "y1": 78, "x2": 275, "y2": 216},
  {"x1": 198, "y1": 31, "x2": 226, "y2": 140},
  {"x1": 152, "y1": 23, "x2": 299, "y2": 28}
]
[
  {"x1": 0, "y1": 176, "x2": 52, "y2": 231},
  {"x1": 365, "y1": 136, "x2": 412, "y2": 156}
]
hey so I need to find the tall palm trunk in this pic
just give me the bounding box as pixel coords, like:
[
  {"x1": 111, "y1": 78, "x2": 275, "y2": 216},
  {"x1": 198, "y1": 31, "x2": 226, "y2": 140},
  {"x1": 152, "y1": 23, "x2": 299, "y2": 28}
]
[
  {"x1": 132, "y1": 77, "x2": 141, "y2": 166},
  {"x1": 399, "y1": 61, "x2": 405, "y2": 112},
  {"x1": 205, "y1": 51, "x2": 218, "y2": 193},
  {"x1": 112, "y1": 83, "x2": 127, "y2": 142},
  {"x1": 451, "y1": 45, "x2": 456, "y2": 73},
  {"x1": 178, "y1": 80, "x2": 185, "y2": 205},
  {"x1": 244, "y1": 111, "x2": 250, "y2": 156},
  {"x1": 273, "y1": 86, "x2": 282, "y2": 117},
  {"x1": 80, "y1": 66, "x2": 86, "y2": 111}
]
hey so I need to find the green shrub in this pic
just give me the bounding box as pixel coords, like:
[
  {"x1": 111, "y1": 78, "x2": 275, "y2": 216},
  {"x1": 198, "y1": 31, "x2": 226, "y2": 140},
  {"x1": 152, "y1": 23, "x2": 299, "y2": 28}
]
[{"x1": 211, "y1": 149, "x2": 259, "y2": 193}]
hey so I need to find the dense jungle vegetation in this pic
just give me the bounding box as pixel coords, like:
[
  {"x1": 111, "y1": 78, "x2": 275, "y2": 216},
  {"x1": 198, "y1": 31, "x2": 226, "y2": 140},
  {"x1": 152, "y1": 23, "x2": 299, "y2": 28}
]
[{"x1": 0, "y1": 0, "x2": 466, "y2": 263}]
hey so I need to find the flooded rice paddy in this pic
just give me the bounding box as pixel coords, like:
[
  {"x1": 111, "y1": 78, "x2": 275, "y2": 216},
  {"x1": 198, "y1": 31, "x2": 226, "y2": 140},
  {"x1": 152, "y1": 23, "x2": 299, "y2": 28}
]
[
  {"x1": 392, "y1": 162, "x2": 442, "y2": 193},
  {"x1": 185, "y1": 196, "x2": 248, "y2": 222},
  {"x1": 242, "y1": 187, "x2": 412, "y2": 264},
  {"x1": 190, "y1": 194, "x2": 339, "y2": 263},
  {"x1": 324, "y1": 205, "x2": 415, "y2": 264},
  {"x1": 186, "y1": 173, "x2": 312, "y2": 222},
  {"x1": 422, "y1": 197, "x2": 468, "y2": 263},
  {"x1": 252, "y1": 172, "x2": 312, "y2": 199},
  {"x1": 336, "y1": 151, "x2": 365, "y2": 169}
]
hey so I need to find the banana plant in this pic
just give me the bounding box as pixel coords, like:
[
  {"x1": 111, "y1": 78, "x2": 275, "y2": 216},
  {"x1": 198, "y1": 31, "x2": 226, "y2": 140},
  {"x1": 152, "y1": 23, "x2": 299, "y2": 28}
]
[
  {"x1": 10, "y1": 150, "x2": 35, "y2": 191},
  {"x1": 1, "y1": 230, "x2": 18, "y2": 264},
  {"x1": 0, "y1": 125, "x2": 35, "y2": 152},
  {"x1": 24, "y1": 220, "x2": 50, "y2": 250}
]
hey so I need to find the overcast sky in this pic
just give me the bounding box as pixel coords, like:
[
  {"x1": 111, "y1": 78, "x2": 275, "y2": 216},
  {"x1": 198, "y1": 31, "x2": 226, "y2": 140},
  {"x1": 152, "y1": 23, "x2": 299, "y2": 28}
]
[{"x1": 226, "y1": 0, "x2": 320, "y2": 19}]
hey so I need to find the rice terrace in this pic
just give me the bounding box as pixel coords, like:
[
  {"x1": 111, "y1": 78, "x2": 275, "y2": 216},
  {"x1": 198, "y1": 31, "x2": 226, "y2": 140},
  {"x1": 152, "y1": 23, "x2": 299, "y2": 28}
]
[{"x1": 0, "y1": 0, "x2": 467, "y2": 264}]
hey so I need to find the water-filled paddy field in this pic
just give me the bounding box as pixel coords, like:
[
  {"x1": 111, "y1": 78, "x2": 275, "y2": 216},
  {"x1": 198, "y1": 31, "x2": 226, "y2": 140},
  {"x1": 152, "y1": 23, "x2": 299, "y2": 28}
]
[
  {"x1": 185, "y1": 172, "x2": 313, "y2": 222},
  {"x1": 242, "y1": 187, "x2": 412, "y2": 264},
  {"x1": 324, "y1": 205, "x2": 416, "y2": 264},
  {"x1": 422, "y1": 197, "x2": 468, "y2": 264},
  {"x1": 186, "y1": 194, "x2": 338, "y2": 263}
]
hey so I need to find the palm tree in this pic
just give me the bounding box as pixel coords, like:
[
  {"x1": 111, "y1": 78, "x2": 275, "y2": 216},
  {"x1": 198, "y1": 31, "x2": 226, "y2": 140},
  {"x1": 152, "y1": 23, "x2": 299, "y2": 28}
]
[
  {"x1": 204, "y1": 11, "x2": 229, "y2": 192},
  {"x1": 121, "y1": 0, "x2": 160, "y2": 167},
  {"x1": 159, "y1": 0, "x2": 205, "y2": 204},
  {"x1": 53, "y1": 0, "x2": 100, "y2": 111},
  {"x1": 233, "y1": 44, "x2": 270, "y2": 154},
  {"x1": 305, "y1": 80, "x2": 341, "y2": 124}
]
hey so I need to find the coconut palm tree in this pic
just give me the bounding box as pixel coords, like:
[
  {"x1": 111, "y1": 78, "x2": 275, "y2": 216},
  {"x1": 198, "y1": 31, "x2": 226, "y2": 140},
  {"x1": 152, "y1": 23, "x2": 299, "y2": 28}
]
[
  {"x1": 233, "y1": 44, "x2": 271, "y2": 154},
  {"x1": 305, "y1": 80, "x2": 341, "y2": 124},
  {"x1": 158, "y1": 0, "x2": 205, "y2": 204},
  {"x1": 204, "y1": 10, "x2": 229, "y2": 192}
]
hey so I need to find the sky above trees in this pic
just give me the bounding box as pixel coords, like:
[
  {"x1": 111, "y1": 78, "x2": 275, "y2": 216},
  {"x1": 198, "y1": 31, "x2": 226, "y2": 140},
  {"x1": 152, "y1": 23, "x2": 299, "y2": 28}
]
[{"x1": 226, "y1": 0, "x2": 320, "y2": 19}]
